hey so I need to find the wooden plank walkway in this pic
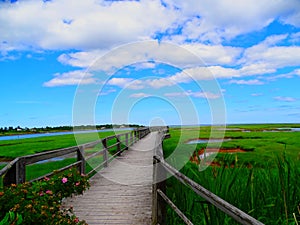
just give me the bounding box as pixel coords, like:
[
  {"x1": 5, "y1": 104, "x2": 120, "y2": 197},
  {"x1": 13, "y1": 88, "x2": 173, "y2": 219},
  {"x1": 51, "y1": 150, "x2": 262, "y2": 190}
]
[{"x1": 63, "y1": 132, "x2": 158, "y2": 225}]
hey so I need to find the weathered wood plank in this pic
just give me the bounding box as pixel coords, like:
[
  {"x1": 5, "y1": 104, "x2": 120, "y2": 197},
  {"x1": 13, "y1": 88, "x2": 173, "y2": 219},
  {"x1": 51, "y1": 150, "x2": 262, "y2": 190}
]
[
  {"x1": 24, "y1": 146, "x2": 79, "y2": 165},
  {"x1": 63, "y1": 132, "x2": 157, "y2": 224}
]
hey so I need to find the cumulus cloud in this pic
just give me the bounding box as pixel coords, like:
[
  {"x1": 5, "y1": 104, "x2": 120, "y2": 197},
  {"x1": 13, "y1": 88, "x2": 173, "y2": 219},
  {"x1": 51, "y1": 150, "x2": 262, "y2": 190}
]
[
  {"x1": 43, "y1": 70, "x2": 96, "y2": 87},
  {"x1": 167, "y1": 0, "x2": 300, "y2": 43},
  {"x1": 229, "y1": 79, "x2": 264, "y2": 85},
  {"x1": 173, "y1": 66, "x2": 240, "y2": 81},
  {"x1": 57, "y1": 50, "x2": 106, "y2": 68},
  {"x1": 54, "y1": 34, "x2": 300, "y2": 85},
  {"x1": 2, "y1": 0, "x2": 300, "y2": 89},
  {"x1": 240, "y1": 35, "x2": 300, "y2": 73},
  {"x1": 107, "y1": 78, "x2": 145, "y2": 90},
  {"x1": 181, "y1": 43, "x2": 242, "y2": 65},
  {"x1": 0, "y1": 0, "x2": 178, "y2": 51},
  {"x1": 1, "y1": 0, "x2": 300, "y2": 53}
]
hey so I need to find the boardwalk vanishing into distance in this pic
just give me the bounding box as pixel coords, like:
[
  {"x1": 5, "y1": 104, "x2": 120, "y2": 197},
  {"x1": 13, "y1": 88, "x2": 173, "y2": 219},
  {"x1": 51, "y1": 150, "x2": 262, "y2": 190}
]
[
  {"x1": 1, "y1": 127, "x2": 265, "y2": 225},
  {"x1": 63, "y1": 131, "x2": 158, "y2": 225}
]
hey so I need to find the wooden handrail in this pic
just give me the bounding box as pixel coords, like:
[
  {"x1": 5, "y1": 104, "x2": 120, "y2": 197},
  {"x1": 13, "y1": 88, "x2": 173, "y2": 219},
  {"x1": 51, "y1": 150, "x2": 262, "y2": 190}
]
[
  {"x1": 0, "y1": 127, "x2": 150, "y2": 186},
  {"x1": 152, "y1": 129, "x2": 264, "y2": 225}
]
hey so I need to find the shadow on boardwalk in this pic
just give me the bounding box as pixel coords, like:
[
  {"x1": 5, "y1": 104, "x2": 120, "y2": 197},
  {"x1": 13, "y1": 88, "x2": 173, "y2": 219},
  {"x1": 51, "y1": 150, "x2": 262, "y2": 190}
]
[{"x1": 63, "y1": 132, "x2": 158, "y2": 225}]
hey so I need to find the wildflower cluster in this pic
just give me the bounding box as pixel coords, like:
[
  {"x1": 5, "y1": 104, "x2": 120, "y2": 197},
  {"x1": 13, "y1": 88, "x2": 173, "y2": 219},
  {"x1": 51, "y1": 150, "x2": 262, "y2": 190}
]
[{"x1": 0, "y1": 168, "x2": 90, "y2": 225}]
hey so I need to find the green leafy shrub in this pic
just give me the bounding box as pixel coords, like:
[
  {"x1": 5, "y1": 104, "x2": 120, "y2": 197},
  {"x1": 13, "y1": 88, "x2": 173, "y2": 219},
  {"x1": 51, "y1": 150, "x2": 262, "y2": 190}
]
[
  {"x1": 0, "y1": 168, "x2": 90, "y2": 225},
  {"x1": 0, "y1": 211, "x2": 22, "y2": 225}
]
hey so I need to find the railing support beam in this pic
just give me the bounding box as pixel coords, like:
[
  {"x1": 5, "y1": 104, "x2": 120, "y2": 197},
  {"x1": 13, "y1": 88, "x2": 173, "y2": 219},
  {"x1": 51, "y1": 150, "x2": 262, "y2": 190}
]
[
  {"x1": 77, "y1": 146, "x2": 86, "y2": 175},
  {"x1": 102, "y1": 139, "x2": 108, "y2": 168}
]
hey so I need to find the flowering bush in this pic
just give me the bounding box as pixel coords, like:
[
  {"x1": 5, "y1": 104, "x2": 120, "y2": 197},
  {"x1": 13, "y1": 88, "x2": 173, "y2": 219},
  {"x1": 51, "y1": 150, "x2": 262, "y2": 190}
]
[{"x1": 0, "y1": 168, "x2": 90, "y2": 225}]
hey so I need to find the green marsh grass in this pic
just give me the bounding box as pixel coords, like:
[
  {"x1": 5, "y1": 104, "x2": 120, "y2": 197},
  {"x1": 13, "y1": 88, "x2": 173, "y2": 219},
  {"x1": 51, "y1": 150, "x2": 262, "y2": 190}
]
[
  {"x1": 163, "y1": 126, "x2": 300, "y2": 224},
  {"x1": 0, "y1": 131, "x2": 118, "y2": 159},
  {"x1": 0, "y1": 130, "x2": 130, "y2": 186}
]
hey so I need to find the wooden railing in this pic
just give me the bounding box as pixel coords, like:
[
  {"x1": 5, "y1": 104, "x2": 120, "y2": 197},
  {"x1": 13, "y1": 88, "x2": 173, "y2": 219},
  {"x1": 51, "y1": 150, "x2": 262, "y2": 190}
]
[
  {"x1": 152, "y1": 131, "x2": 264, "y2": 225},
  {"x1": 0, "y1": 127, "x2": 150, "y2": 187}
]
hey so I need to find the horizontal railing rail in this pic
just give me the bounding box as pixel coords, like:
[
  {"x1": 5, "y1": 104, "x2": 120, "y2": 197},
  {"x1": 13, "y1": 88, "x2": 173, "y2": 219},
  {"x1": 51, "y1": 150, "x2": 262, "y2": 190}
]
[
  {"x1": 152, "y1": 130, "x2": 264, "y2": 225},
  {"x1": 0, "y1": 127, "x2": 150, "y2": 187}
]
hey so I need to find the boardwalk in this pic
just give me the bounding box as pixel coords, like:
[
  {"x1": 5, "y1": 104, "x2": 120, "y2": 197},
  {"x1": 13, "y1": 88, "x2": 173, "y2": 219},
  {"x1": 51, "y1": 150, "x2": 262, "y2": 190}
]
[{"x1": 63, "y1": 132, "x2": 158, "y2": 225}]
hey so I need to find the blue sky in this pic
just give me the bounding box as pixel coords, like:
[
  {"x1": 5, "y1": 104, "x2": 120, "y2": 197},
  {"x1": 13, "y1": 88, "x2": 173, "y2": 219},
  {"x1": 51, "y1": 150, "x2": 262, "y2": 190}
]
[{"x1": 1, "y1": 0, "x2": 300, "y2": 127}]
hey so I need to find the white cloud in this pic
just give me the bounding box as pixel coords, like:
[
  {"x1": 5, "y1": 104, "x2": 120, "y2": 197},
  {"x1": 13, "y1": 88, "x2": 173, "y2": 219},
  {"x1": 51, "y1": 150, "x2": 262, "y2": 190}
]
[
  {"x1": 98, "y1": 88, "x2": 116, "y2": 96},
  {"x1": 107, "y1": 78, "x2": 145, "y2": 90},
  {"x1": 129, "y1": 93, "x2": 151, "y2": 98},
  {"x1": 192, "y1": 91, "x2": 221, "y2": 99},
  {"x1": 107, "y1": 78, "x2": 133, "y2": 87},
  {"x1": 0, "y1": 0, "x2": 178, "y2": 51},
  {"x1": 56, "y1": 35, "x2": 300, "y2": 85},
  {"x1": 43, "y1": 70, "x2": 96, "y2": 87},
  {"x1": 133, "y1": 62, "x2": 157, "y2": 70},
  {"x1": 105, "y1": 65, "x2": 240, "y2": 90},
  {"x1": 55, "y1": 41, "x2": 205, "y2": 74},
  {"x1": 58, "y1": 50, "x2": 106, "y2": 68},
  {"x1": 240, "y1": 35, "x2": 300, "y2": 73},
  {"x1": 265, "y1": 73, "x2": 295, "y2": 81},
  {"x1": 182, "y1": 43, "x2": 242, "y2": 65},
  {"x1": 2, "y1": 0, "x2": 300, "y2": 90},
  {"x1": 168, "y1": 0, "x2": 300, "y2": 43},
  {"x1": 281, "y1": 6, "x2": 300, "y2": 27},
  {"x1": 293, "y1": 69, "x2": 300, "y2": 76},
  {"x1": 165, "y1": 90, "x2": 221, "y2": 99},
  {"x1": 239, "y1": 63, "x2": 276, "y2": 76},
  {"x1": 1, "y1": 0, "x2": 300, "y2": 53},
  {"x1": 289, "y1": 32, "x2": 300, "y2": 43},
  {"x1": 274, "y1": 96, "x2": 297, "y2": 102},
  {"x1": 174, "y1": 66, "x2": 240, "y2": 81},
  {"x1": 229, "y1": 79, "x2": 264, "y2": 85},
  {"x1": 251, "y1": 93, "x2": 263, "y2": 97}
]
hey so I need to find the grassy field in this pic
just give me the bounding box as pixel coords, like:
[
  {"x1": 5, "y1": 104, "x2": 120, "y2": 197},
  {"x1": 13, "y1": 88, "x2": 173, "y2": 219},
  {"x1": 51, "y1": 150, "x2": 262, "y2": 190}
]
[
  {"x1": 0, "y1": 130, "x2": 120, "y2": 160},
  {"x1": 163, "y1": 124, "x2": 300, "y2": 225},
  {"x1": 0, "y1": 130, "x2": 129, "y2": 183}
]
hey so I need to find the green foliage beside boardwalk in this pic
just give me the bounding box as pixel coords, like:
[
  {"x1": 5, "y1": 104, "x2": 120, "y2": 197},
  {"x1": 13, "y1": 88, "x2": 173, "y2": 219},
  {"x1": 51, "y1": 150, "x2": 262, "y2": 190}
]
[{"x1": 0, "y1": 168, "x2": 90, "y2": 224}]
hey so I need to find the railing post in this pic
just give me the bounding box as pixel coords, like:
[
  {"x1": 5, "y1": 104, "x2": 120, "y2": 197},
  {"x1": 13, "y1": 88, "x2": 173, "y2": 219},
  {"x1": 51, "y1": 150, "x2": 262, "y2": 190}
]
[
  {"x1": 152, "y1": 156, "x2": 167, "y2": 225},
  {"x1": 3, "y1": 163, "x2": 17, "y2": 186},
  {"x1": 116, "y1": 135, "x2": 121, "y2": 156},
  {"x1": 102, "y1": 138, "x2": 108, "y2": 167},
  {"x1": 152, "y1": 157, "x2": 158, "y2": 224},
  {"x1": 4, "y1": 158, "x2": 26, "y2": 186},
  {"x1": 16, "y1": 158, "x2": 26, "y2": 184},
  {"x1": 125, "y1": 133, "x2": 129, "y2": 150},
  {"x1": 135, "y1": 130, "x2": 138, "y2": 142},
  {"x1": 77, "y1": 146, "x2": 86, "y2": 175}
]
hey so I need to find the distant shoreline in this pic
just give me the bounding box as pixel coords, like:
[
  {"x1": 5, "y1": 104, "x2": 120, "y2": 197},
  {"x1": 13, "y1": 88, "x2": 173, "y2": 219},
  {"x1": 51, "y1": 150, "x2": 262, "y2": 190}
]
[{"x1": 0, "y1": 124, "x2": 142, "y2": 137}]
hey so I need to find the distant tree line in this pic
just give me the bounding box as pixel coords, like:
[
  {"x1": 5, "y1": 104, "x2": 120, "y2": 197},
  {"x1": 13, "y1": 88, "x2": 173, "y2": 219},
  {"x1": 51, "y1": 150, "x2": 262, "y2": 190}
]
[{"x1": 0, "y1": 124, "x2": 143, "y2": 134}]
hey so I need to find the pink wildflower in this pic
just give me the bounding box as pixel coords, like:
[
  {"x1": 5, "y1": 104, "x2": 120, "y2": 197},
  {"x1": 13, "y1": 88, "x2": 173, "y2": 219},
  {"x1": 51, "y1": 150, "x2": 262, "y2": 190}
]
[
  {"x1": 75, "y1": 182, "x2": 80, "y2": 186},
  {"x1": 44, "y1": 177, "x2": 50, "y2": 181},
  {"x1": 62, "y1": 177, "x2": 68, "y2": 183},
  {"x1": 74, "y1": 217, "x2": 79, "y2": 223},
  {"x1": 45, "y1": 190, "x2": 52, "y2": 195},
  {"x1": 39, "y1": 191, "x2": 44, "y2": 196}
]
